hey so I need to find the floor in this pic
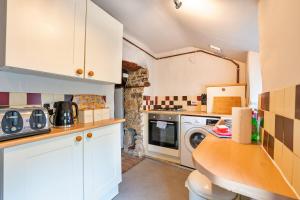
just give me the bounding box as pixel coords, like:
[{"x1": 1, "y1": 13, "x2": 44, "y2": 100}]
[
  {"x1": 114, "y1": 158, "x2": 191, "y2": 200},
  {"x1": 122, "y1": 151, "x2": 144, "y2": 173}
]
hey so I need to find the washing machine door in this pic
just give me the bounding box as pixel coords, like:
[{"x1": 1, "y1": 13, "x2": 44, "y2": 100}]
[{"x1": 184, "y1": 128, "x2": 207, "y2": 152}]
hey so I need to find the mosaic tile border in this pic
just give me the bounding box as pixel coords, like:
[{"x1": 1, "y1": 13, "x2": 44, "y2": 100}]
[
  {"x1": 142, "y1": 95, "x2": 202, "y2": 111},
  {"x1": 259, "y1": 85, "x2": 300, "y2": 194}
]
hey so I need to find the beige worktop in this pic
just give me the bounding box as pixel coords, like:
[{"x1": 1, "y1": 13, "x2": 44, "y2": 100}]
[
  {"x1": 193, "y1": 134, "x2": 298, "y2": 200},
  {"x1": 0, "y1": 118, "x2": 125, "y2": 149},
  {"x1": 143, "y1": 110, "x2": 232, "y2": 118}
]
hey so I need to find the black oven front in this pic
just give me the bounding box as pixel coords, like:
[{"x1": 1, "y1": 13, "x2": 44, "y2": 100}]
[{"x1": 148, "y1": 114, "x2": 179, "y2": 149}]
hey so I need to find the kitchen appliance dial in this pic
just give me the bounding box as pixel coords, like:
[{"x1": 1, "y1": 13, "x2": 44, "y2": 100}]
[
  {"x1": 30, "y1": 109, "x2": 47, "y2": 130},
  {"x1": 1, "y1": 111, "x2": 23, "y2": 134}
]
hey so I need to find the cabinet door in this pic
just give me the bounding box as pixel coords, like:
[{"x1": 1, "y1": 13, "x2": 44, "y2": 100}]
[
  {"x1": 84, "y1": 124, "x2": 122, "y2": 200},
  {"x1": 3, "y1": 133, "x2": 84, "y2": 200},
  {"x1": 85, "y1": 0, "x2": 123, "y2": 83},
  {"x1": 5, "y1": 0, "x2": 86, "y2": 78}
]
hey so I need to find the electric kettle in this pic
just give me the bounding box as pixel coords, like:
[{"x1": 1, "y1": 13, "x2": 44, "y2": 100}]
[{"x1": 52, "y1": 101, "x2": 78, "y2": 127}]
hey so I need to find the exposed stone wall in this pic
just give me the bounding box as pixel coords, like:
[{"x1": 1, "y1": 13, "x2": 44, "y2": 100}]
[
  {"x1": 125, "y1": 68, "x2": 149, "y2": 88},
  {"x1": 124, "y1": 87, "x2": 144, "y2": 134},
  {"x1": 124, "y1": 68, "x2": 149, "y2": 157}
]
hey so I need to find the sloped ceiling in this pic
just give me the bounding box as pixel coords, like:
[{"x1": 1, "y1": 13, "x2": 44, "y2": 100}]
[{"x1": 94, "y1": 0, "x2": 259, "y2": 62}]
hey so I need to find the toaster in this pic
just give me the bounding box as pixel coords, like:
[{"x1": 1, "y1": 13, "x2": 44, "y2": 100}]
[{"x1": 0, "y1": 107, "x2": 51, "y2": 142}]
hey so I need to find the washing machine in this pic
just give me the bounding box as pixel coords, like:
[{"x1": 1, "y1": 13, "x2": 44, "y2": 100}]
[{"x1": 180, "y1": 116, "x2": 220, "y2": 168}]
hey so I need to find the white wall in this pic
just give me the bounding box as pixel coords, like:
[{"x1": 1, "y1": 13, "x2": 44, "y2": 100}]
[
  {"x1": 0, "y1": 71, "x2": 115, "y2": 116},
  {"x1": 247, "y1": 51, "x2": 262, "y2": 108},
  {"x1": 259, "y1": 0, "x2": 300, "y2": 92},
  {"x1": 122, "y1": 40, "x2": 155, "y2": 95},
  {"x1": 123, "y1": 39, "x2": 247, "y2": 97},
  {"x1": 151, "y1": 52, "x2": 246, "y2": 96}
]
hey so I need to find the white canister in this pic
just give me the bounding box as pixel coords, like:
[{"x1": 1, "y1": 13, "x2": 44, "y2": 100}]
[
  {"x1": 94, "y1": 108, "x2": 110, "y2": 122},
  {"x1": 78, "y1": 109, "x2": 94, "y2": 124}
]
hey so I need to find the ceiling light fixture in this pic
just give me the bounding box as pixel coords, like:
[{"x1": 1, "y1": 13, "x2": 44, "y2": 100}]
[
  {"x1": 174, "y1": 0, "x2": 182, "y2": 9},
  {"x1": 209, "y1": 45, "x2": 222, "y2": 54}
]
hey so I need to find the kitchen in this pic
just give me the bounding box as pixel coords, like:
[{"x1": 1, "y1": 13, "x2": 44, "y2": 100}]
[{"x1": 0, "y1": 0, "x2": 299, "y2": 200}]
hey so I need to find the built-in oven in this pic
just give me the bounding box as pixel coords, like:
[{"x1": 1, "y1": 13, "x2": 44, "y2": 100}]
[{"x1": 148, "y1": 114, "x2": 179, "y2": 150}]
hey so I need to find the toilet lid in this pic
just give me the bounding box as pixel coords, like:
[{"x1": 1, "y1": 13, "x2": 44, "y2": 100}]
[{"x1": 186, "y1": 170, "x2": 236, "y2": 200}]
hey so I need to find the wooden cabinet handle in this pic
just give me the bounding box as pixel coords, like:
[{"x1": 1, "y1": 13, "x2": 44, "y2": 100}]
[
  {"x1": 76, "y1": 68, "x2": 83, "y2": 75},
  {"x1": 75, "y1": 136, "x2": 82, "y2": 142},
  {"x1": 87, "y1": 133, "x2": 93, "y2": 138},
  {"x1": 88, "y1": 71, "x2": 94, "y2": 77}
]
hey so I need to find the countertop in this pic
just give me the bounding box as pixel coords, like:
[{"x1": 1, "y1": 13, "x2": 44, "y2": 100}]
[
  {"x1": 0, "y1": 118, "x2": 125, "y2": 149},
  {"x1": 192, "y1": 134, "x2": 298, "y2": 200},
  {"x1": 143, "y1": 110, "x2": 232, "y2": 118}
]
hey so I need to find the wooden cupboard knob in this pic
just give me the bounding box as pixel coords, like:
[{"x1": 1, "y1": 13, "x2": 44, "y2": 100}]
[
  {"x1": 75, "y1": 136, "x2": 82, "y2": 142},
  {"x1": 76, "y1": 68, "x2": 83, "y2": 75},
  {"x1": 87, "y1": 133, "x2": 93, "y2": 138},
  {"x1": 88, "y1": 71, "x2": 94, "y2": 77}
]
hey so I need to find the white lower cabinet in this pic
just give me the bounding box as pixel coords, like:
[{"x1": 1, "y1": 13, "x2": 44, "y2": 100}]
[
  {"x1": 1, "y1": 124, "x2": 122, "y2": 200},
  {"x1": 84, "y1": 125, "x2": 122, "y2": 200},
  {"x1": 2, "y1": 132, "x2": 84, "y2": 200}
]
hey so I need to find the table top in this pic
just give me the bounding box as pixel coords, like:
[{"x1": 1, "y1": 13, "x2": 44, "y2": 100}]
[{"x1": 192, "y1": 134, "x2": 298, "y2": 200}]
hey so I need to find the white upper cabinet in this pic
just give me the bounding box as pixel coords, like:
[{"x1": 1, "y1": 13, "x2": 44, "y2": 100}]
[
  {"x1": 4, "y1": 0, "x2": 86, "y2": 78},
  {"x1": 0, "y1": 0, "x2": 123, "y2": 83},
  {"x1": 85, "y1": 0, "x2": 123, "y2": 84}
]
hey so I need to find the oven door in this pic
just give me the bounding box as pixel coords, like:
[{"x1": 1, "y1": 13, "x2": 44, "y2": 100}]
[{"x1": 148, "y1": 120, "x2": 178, "y2": 149}]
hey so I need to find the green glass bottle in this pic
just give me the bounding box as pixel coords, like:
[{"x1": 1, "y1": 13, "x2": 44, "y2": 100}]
[{"x1": 251, "y1": 110, "x2": 260, "y2": 142}]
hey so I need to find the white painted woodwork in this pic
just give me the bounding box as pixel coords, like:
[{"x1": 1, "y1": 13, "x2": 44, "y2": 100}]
[
  {"x1": 0, "y1": 0, "x2": 123, "y2": 83},
  {"x1": 2, "y1": 132, "x2": 84, "y2": 200},
  {"x1": 207, "y1": 85, "x2": 246, "y2": 113},
  {"x1": 85, "y1": 0, "x2": 123, "y2": 83},
  {"x1": 142, "y1": 113, "x2": 149, "y2": 154},
  {"x1": 84, "y1": 124, "x2": 122, "y2": 200},
  {"x1": 5, "y1": 0, "x2": 86, "y2": 78},
  {"x1": 0, "y1": 0, "x2": 5, "y2": 67},
  {"x1": 0, "y1": 123, "x2": 123, "y2": 200},
  {"x1": 147, "y1": 144, "x2": 179, "y2": 157}
]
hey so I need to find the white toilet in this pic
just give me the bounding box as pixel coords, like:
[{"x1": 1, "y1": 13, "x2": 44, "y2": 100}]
[{"x1": 185, "y1": 170, "x2": 237, "y2": 200}]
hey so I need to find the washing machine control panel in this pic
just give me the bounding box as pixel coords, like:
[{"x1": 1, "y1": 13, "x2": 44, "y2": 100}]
[
  {"x1": 206, "y1": 118, "x2": 219, "y2": 126},
  {"x1": 182, "y1": 116, "x2": 220, "y2": 126}
]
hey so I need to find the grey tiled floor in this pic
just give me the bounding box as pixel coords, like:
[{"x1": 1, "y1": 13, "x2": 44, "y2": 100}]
[{"x1": 114, "y1": 158, "x2": 191, "y2": 200}]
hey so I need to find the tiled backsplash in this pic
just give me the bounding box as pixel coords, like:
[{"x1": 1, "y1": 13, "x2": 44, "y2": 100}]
[
  {"x1": 143, "y1": 95, "x2": 202, "y2": 111},
  {"x1": 0, "y1": 92, "x2": 106, "y2": 108},
  {"x1": 0, "y1": 92, "x2": 44, "y2": 106},
  {"x1": 259, "y1": 85, "x2": 300, "y2": 195}
]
